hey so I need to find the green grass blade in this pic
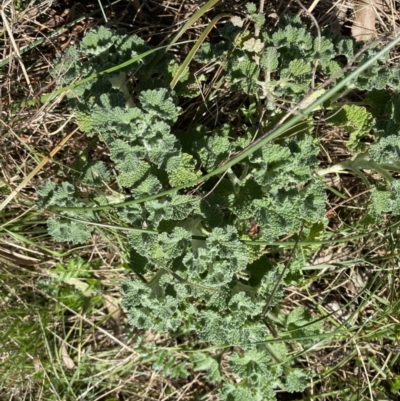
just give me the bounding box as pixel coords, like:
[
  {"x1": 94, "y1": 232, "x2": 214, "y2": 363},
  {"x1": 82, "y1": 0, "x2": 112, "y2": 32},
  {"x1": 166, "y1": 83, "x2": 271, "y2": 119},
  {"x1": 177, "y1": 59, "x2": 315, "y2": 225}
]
[
  {"x1": 166, "y1": 0, "x2": 222, "y2": 51},
  {"x1": 170, "y1": 13, "x2": 229, "y2": 90}
]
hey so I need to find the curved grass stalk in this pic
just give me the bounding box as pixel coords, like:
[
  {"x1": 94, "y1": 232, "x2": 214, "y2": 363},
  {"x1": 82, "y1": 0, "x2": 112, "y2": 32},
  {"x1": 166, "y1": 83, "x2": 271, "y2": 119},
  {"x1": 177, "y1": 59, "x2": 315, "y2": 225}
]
[{"x1": 170, "y1": 13, "x2": 230, "y2": 90}]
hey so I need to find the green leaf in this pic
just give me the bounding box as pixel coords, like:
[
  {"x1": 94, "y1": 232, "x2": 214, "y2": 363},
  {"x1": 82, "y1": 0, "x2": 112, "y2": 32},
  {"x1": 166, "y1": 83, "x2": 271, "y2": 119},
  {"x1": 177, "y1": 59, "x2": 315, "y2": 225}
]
[
  {"x1": 327, "y1": 105, "x2": 373, "y2": 152},
  {"x1": 80, "y1": 161, "x2": 110, "y2": 187},
  {"x1": 369, "y1": 181, "x2": 400, "y2": 217},
  {"x1": 260, "y1": 47, "x2": 279, "y2": 72},
  {"x1": 145, "y1": 194, "x2": 199, "y2": 227},
  {"x1": 288, "y1": 59, "x2": 312, "y2": 77},
  {"x1": 283, "y1": 368, "x2": 311, "y2": 393},
  {"x1": 129, "y1": 226, "x2": 192, "y2": 266},
  {"x1": 47, "y1": 218, "x2": 94, "y2": 244},
  {"x1": 166, "y1": 153, "x2": 202, "y2": 187},
  {"x1": 390, "y1": 376, "x2": 400, "y2": 394},
  {"x1": 192, "y1": 352, "x2": 223, "y2": 382}
]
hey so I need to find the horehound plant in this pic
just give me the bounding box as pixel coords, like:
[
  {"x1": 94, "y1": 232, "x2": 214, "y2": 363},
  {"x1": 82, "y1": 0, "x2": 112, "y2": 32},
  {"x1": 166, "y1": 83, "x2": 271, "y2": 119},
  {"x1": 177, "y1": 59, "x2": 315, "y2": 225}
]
[{"x1": 34, "y1": 9, "x2": 400, "y2": 400}]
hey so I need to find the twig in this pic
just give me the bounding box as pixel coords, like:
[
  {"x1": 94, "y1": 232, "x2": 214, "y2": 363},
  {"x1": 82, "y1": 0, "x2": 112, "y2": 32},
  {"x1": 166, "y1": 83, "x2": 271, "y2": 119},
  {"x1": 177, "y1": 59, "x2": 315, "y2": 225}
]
[{"x1": 0, "y1": 3, "x2": 34, "y2": 94}]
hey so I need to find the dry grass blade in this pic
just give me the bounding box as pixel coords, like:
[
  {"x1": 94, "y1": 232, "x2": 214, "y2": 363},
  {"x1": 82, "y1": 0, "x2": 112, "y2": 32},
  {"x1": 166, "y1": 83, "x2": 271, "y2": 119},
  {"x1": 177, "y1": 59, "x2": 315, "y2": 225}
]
[
  {"x1": 0, "y1": 126, "x2": 78, "y2": 211},
  {"x1": 60, "y1": 342, "x2": 76, "y2": 370},
  {"x1": 0, "y1": 5, "x2": 33, "y2": 94},
  {"x1": 308, "y1": 0, "x2": 323, "y2": 13},
  {"x1": 103, "y1": 294, "x2": 122, "y2": 336},
  {"x1": 0, "y1": 246, "x2": 41, "y2": 266}
]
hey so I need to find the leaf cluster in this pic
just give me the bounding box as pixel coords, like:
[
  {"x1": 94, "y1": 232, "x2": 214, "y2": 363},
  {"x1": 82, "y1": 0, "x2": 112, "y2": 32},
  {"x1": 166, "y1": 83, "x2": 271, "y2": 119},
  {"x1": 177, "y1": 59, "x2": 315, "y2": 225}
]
[{"x1": 195, "y1": 14, "x2": 400, "y2": 112}]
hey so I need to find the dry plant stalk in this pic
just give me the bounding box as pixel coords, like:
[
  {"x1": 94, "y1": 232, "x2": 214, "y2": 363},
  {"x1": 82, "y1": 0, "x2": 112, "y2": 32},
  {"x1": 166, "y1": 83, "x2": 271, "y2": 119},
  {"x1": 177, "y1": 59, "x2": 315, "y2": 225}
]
[{"x1": 352, "y1": 0, "x2": 378, "y2": 41}]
